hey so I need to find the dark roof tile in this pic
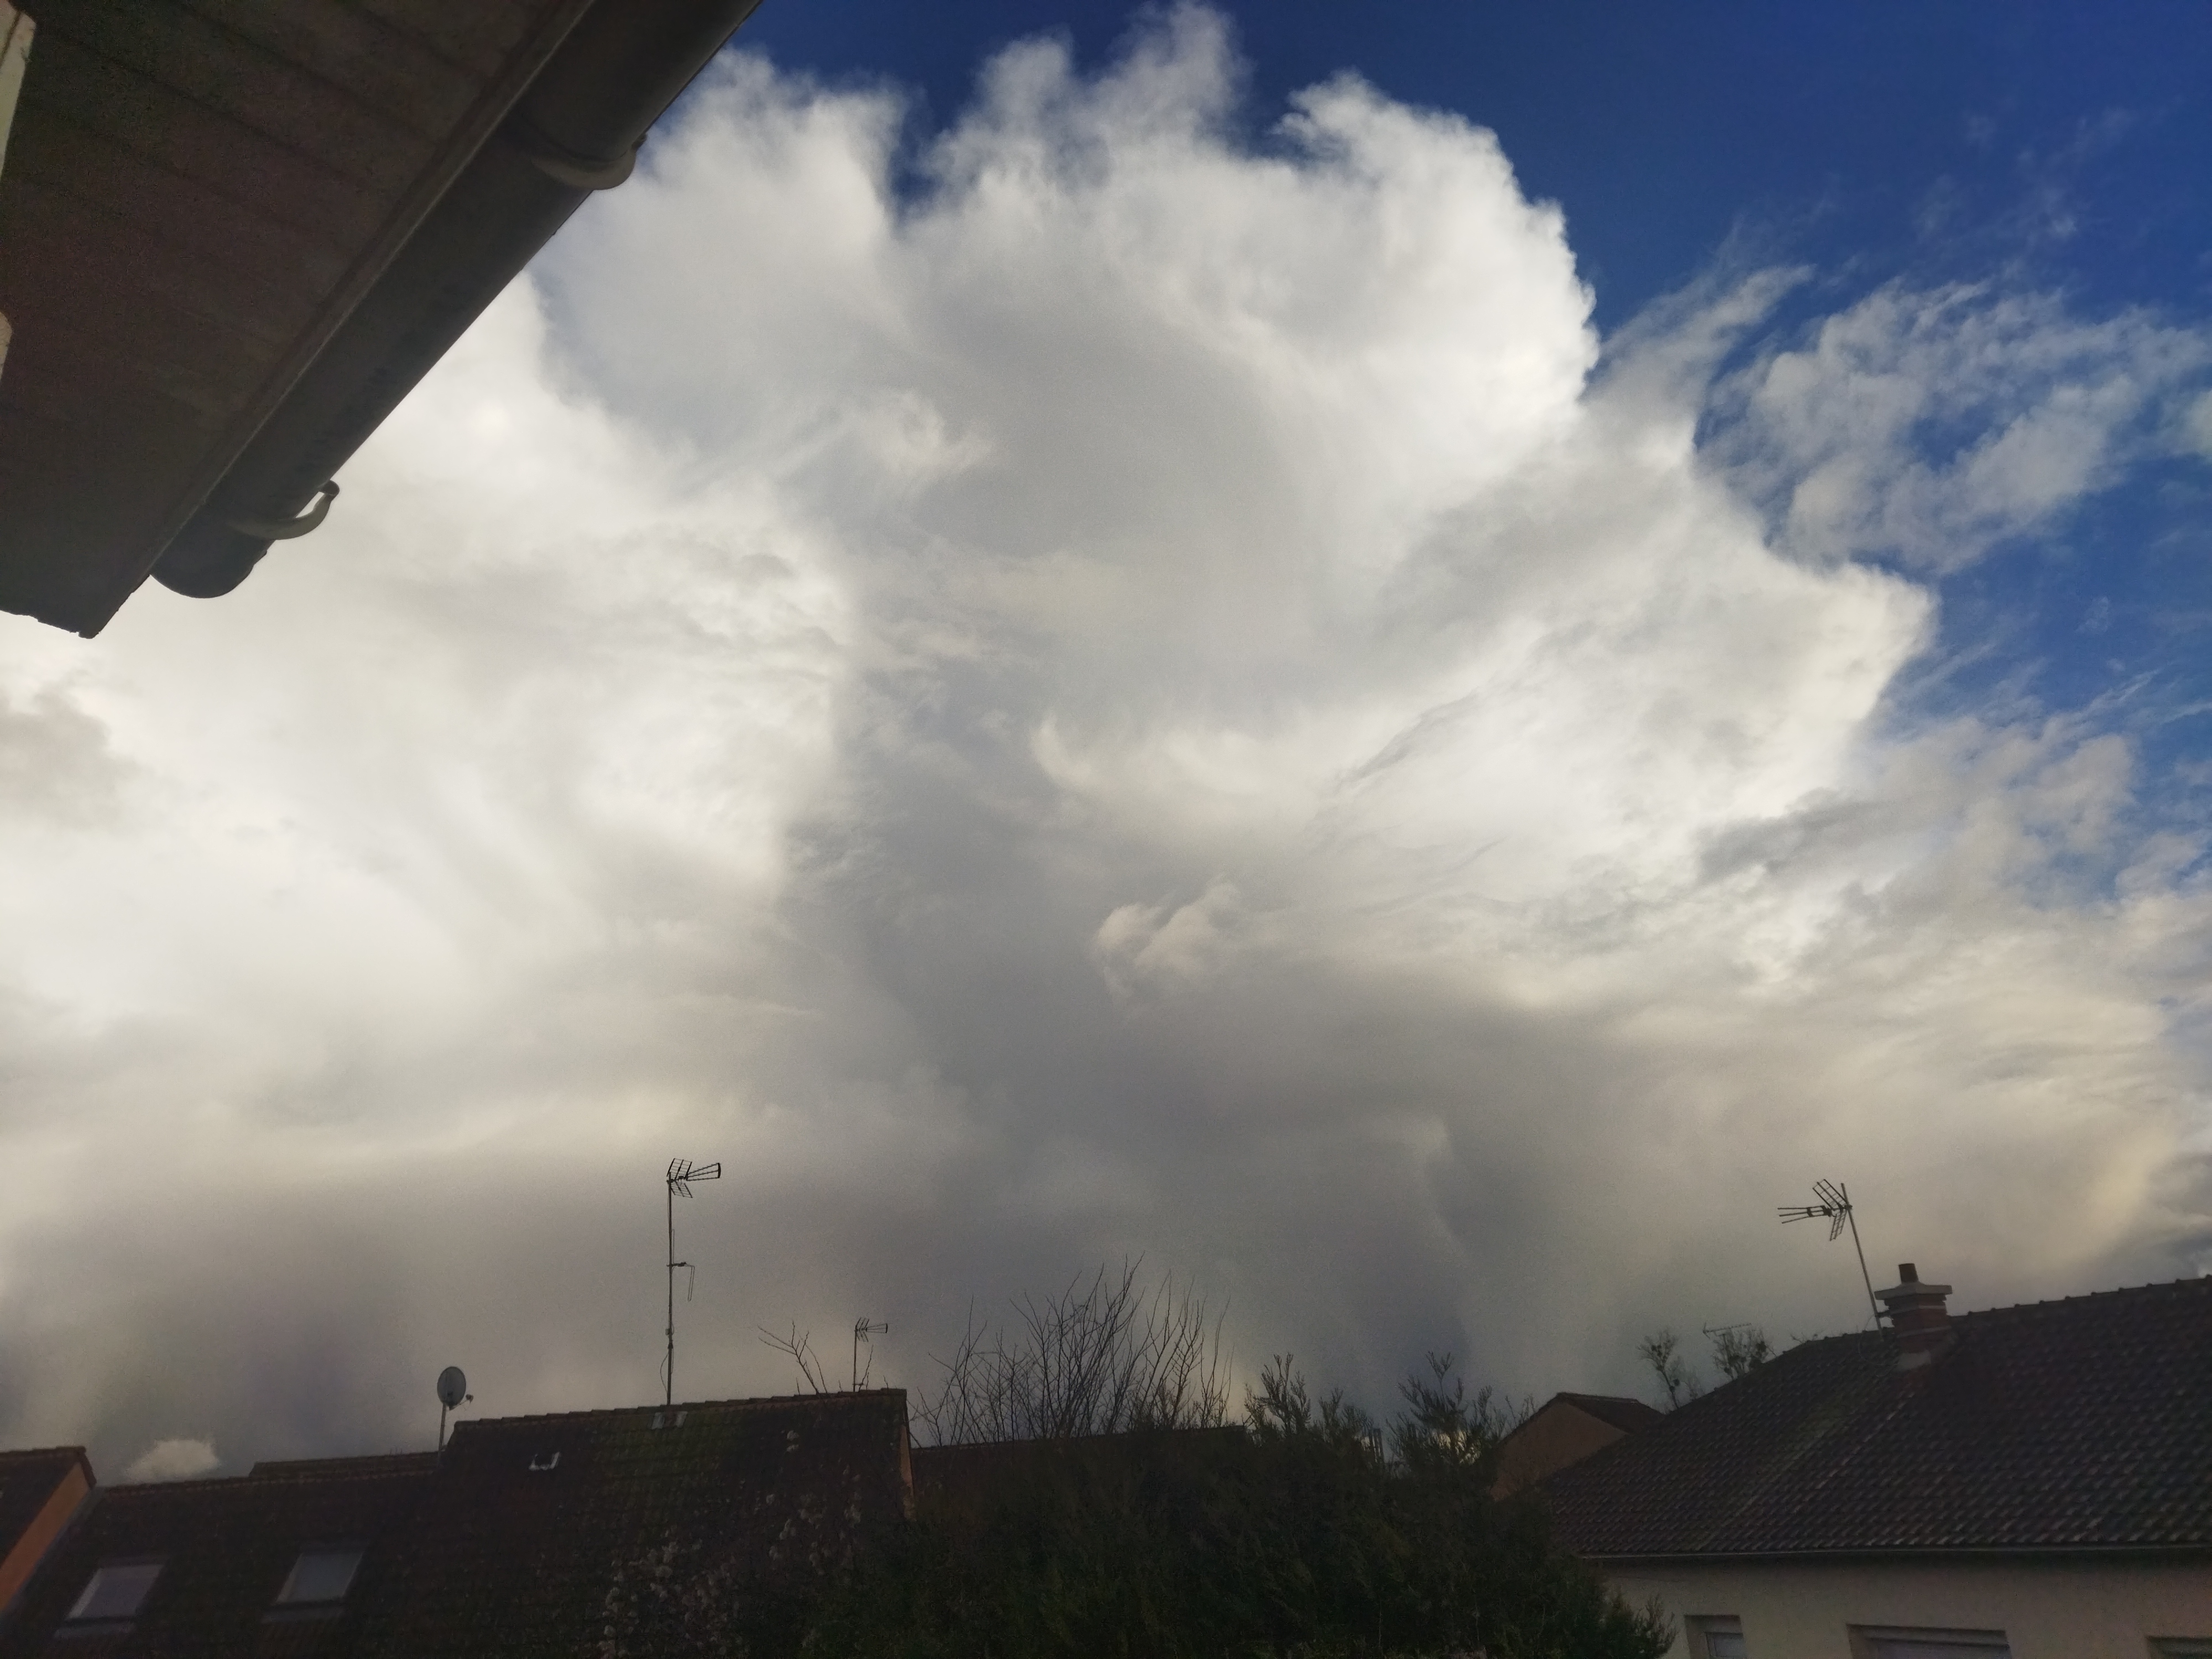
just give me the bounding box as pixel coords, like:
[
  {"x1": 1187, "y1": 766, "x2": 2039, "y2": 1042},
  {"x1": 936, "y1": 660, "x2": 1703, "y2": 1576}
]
[
  {"x1": 1543, "y1": 1275, "x2": 2212, "y2": 1558},
  {"x1": 352, "y1": 1390, "x2": 911, "y2": 1659}
]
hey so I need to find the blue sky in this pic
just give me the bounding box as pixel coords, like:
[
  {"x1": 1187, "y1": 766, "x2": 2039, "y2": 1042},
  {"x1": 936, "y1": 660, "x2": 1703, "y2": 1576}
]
[
  {"x1": 747, "y1": 2, "x2": 2211, "y2": 324},
  {"x1": 2, "y1": 3, "x2": 2210, "y2": 1473}
]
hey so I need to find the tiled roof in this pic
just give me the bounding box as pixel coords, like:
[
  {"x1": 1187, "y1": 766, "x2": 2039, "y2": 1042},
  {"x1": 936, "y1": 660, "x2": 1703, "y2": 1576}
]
[
  {"x1": 247, "y1": 1455, "x2": 437, "y2": 1481},
  {"x1": 0, "y1": 1451, "x2": 434, "y2": 1658},
  {"x1": 0, "y1": 1393, "x2": 912, "y2": 1657},
  {"x1": 1543, "y1": 1275, "x2": 2212, "y2": 1558},
  {"x1": 351, "y1": 1390, "x2": 911, "y2": 1659}
]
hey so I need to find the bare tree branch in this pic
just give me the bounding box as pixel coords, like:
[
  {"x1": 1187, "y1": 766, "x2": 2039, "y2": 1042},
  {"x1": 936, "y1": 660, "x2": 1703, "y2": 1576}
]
[
  {"x1": 1636, "y1": 1328, "x2": 1705, "y2": 1411},
  {"x1": 1710, "y1": 1323, "x2": 1772, "y2": 1380},
  {"x1": 759, "y1": 1322, "x2": 831, "y2": 1395},
  {"x1": 914, "y1": 1261, "x2": 1230, "y2": 1445}
]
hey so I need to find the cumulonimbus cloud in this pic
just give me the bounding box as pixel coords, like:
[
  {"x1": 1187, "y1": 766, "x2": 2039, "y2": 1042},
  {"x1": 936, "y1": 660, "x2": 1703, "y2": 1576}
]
[{"x1": 0, "y1": 6, "x2": 2206, "y2": 1469}]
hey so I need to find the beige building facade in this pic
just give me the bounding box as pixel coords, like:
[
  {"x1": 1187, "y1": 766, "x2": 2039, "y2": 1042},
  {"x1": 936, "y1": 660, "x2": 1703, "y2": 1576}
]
[
  {"x1": 1493, "y1": 1391, "x2": 1662, "y2": 1496},
  {"x1": 1606, "y1": 1554, "x2": 2212, "y2": 1658}
]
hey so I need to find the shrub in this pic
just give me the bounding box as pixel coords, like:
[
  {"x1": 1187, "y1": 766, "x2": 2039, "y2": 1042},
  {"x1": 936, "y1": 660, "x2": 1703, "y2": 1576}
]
[{"x1": 800, "y1": 1355, "x2": 1671, "y2": 1659}]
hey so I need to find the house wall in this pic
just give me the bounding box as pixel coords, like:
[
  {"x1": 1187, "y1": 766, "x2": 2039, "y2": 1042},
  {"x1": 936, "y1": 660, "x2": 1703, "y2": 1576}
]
[
  {"x1": 1605, "y1": 1556, "x2": 2212, "y2": 1659},
  {"x1": 0, "y1": 1461, "x2": 88, "y2": 1618},
  {"x1": 1494, "y1": 1403, "x2": 1631, "y2": 1495}
]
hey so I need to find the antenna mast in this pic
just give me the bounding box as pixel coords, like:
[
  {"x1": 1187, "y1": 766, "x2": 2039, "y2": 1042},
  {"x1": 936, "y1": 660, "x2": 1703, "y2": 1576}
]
[
  {"x1": 852, "y1": 1317, "x2": 888, "y2": 1390},
  {"x1": 664, "y1": 1157, "x2": 722, "y2": 1406},
  {"x1": 1778, "y1": 1177, "x2": 1881, "y2": 1327}
]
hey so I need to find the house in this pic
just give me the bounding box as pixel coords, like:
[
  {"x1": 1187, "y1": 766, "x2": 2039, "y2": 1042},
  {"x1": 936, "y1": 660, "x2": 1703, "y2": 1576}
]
[
  {"x1": 1491, "y1": 1391, "x2": 1662, "y2": 1496},
  {"x1": 0, "y1": 1448, "x2": 435, "y2": 1656},
  {"x1": 0, "y1": 1448, "x2": 91, "y2": 1623},
  {"x1": 1541, "y1": 1266, "x2": 2212, "y2": 1658},
  {"x1": 0, "y1": 1390, "x2": 912, "y2": 1657},
  {"x1": 0, "y1": 0, "x2": 764, "y2": 636},
  {"x1": 354, "y1": 1390, "x2": 911, "y2": 1657}
]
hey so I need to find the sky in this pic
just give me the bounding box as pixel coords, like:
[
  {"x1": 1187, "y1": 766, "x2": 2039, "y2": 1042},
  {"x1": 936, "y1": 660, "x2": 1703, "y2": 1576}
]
[{"x1": 3, "y1": 2, "x2": 2211, "y2": 1479}]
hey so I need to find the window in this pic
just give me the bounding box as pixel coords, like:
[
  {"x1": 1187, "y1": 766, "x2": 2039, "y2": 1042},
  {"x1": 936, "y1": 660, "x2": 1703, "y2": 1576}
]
[
  {"x1": 64, "y1": 1560, "x2": 163, "y2": 1624},
  {"x1": 528, "y1": 1449, "x2": 561, "y2": 1472},
  {"x1": 1854, "y1": 1630, "x2": 2011, "y2": 1659},
  {"x1": 1690, "y1": 1617, "x2": 1747, "y2": 1658},
  {"x1": 2152, "y1": 1644, "x2": 2212, "y2": 1657},
  {"x1": 274, "y1": 1546, "x2": 364, "y2": 1608}
]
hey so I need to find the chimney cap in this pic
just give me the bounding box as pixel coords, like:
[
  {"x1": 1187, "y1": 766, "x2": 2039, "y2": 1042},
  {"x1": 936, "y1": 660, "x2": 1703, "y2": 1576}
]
[{"x1": 1876, "y1": 1263, "x2": 1952, "y2": 1303}]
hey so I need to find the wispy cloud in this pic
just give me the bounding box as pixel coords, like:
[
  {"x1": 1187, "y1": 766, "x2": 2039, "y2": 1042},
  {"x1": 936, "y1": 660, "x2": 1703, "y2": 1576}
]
[{"x1": 1702, "y1": 281, "x2": 2211, "y2": 572}]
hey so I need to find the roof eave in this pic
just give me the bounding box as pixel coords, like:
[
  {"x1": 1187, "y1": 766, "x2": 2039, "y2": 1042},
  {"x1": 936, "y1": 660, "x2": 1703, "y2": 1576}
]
[
  {"x1": 1584, "y1": 1542, "x2": 2212, "y2": 1568},
  {"x1": 132, "y1": 0, "x2": 767, "y2": 624}
]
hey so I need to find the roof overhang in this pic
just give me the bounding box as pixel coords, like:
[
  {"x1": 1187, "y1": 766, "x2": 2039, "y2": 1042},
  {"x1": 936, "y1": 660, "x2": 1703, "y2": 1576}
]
[
  {"x1": 0, "y1": 0, "x2": 764, "y2": 636},
  {"x1": 1586, "y1": 1544, "x2": 2212, "y2": 1568}
]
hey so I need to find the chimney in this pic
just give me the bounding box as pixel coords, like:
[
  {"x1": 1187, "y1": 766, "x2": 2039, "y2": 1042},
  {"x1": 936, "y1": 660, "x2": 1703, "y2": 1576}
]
[{"x1": 1875, "y1": 1263, "x2": 1953, "y2": 1371}]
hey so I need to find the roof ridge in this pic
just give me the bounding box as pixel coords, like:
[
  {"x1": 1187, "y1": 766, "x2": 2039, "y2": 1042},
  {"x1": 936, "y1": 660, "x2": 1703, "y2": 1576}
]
[
  {"x1": 447, "y1": 1387, "x2": 908, "y2": 1433},
  {"x1": 246, "y1": 1453, "x2": 440, "y2": 1479},
  {"x1": 1661, "y1": 1326, "x2": 1881, "y2": 1413},
  {"x1": 1953, "y1": 1272, "x2": 2212, "y2": 1323},
  {"x1": 108, "y1": 1454, "x2": 440, "y2": 1493},
  {"x1": 105, "y1": 1473, "x2": 257, "y2": 1494}
]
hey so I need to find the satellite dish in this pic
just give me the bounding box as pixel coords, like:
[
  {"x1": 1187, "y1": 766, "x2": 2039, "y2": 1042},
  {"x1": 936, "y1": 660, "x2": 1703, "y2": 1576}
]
[{"x1": 437, "y1": 1366, "x2": 468, "y2": 1409}]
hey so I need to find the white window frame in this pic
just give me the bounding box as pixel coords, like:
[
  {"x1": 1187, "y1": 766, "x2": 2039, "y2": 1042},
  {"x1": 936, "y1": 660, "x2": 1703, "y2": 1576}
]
[
  {"x1": 1850, "y1": 1627, "x2": 2011, "y2": 1659},
  {"x1": 270, "y1": 1543, "x2": 366, "y2": 1614},
  {"x1": 62, "y1": 1559, "x2": 164, "y2": 1626},
  {"x1": 1684, "y1": 1614, "x2": 1747, "y2": 1656}
]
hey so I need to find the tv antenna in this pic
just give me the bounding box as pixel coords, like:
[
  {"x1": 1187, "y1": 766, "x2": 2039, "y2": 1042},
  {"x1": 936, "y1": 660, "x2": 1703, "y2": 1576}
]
[
  {"x1": 664, "y1": 1158, "x2": 721, "y2": 1407},
  {"x1": 435, "y1": 1365, "x2": 471, "y2": 1451},
  {"x1": 1778, "y1": 1177, "x2": 1881, "y2": 1327},
  {"x1": 852, "y1": 1317, "x2": 889, "y2": 1390}
]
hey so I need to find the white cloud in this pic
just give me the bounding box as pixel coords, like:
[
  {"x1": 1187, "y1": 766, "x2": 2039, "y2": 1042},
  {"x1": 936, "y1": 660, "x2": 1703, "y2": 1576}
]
[
  {"x1": 123, "y1": 1437, "x2": 218, "y2": 1482},
  {"x1": 0, "y1": 9, "x2": 2208, "y2": 1466}
]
